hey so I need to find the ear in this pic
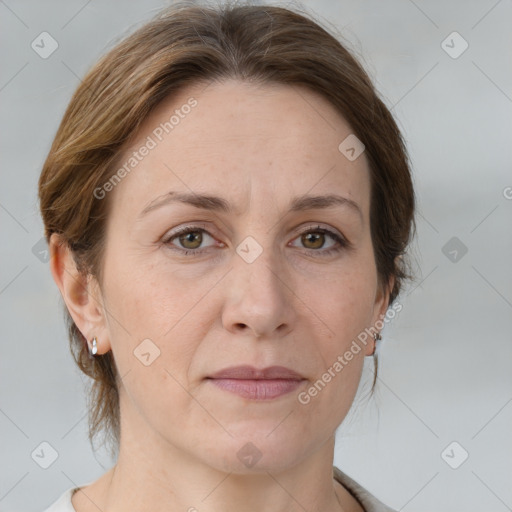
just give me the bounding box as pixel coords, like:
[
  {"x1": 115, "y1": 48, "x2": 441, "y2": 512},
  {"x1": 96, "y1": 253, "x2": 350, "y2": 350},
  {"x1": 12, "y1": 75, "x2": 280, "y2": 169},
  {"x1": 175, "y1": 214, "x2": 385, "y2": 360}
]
[
  {"x1": 49, "y1": 233, "x2": 110, "y2": 355},
  {"x1": 366, "y1": 272, "x2": 396, "y2": 356}
]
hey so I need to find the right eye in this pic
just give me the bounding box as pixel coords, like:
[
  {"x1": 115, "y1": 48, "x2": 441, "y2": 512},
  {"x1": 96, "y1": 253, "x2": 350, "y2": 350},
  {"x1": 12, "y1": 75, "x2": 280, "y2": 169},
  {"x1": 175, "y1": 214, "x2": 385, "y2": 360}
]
[{"x1": 162, "y1": 225, "x2": 223, "y2": 256}]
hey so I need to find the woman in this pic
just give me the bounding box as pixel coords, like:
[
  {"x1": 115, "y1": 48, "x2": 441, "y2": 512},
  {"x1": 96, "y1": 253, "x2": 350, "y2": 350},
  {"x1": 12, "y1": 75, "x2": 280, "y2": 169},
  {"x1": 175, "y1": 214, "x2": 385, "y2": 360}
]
[{"x1": 39, "y1": 2, "x2": 415, "y2": 511}]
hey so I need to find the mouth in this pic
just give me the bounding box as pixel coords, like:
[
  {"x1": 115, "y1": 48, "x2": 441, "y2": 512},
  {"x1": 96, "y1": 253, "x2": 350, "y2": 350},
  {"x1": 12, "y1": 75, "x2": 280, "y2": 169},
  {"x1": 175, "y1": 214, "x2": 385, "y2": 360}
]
[{"x1": 206, "y1": 365, "x2": 306, "y2": 400}]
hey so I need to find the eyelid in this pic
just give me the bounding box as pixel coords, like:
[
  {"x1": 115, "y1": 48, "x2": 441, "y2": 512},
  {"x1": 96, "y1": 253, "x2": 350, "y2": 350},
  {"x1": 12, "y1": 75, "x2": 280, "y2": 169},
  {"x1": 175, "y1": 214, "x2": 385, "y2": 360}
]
[
  {"x1": 162, "y1": 222, "x2": 212, "y2": 241},
  {"x1": 294, "y1": 223, "x2": 344, "y2": 238}
]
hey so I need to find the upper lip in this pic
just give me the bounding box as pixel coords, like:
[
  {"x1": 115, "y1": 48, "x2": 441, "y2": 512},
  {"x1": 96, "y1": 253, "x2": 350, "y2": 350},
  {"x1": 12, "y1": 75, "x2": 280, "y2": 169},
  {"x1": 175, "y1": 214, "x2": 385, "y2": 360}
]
[{"x1": 207, "y1": 365, "x2": 304, "y2": 380}]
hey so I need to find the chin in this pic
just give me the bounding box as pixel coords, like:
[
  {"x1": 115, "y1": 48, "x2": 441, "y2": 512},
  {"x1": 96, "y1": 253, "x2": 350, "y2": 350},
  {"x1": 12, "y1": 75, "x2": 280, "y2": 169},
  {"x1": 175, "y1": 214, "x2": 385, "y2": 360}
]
[{"x1": 198, "y1": 428, "x2": 312, "y2": 475}]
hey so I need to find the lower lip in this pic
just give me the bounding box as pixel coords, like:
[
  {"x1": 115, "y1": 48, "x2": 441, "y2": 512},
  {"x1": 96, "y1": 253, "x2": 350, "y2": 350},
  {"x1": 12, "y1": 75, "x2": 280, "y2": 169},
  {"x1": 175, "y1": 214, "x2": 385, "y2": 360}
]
[{"x1": 208, "y1": 378, "x2": 304, "y2": 400}]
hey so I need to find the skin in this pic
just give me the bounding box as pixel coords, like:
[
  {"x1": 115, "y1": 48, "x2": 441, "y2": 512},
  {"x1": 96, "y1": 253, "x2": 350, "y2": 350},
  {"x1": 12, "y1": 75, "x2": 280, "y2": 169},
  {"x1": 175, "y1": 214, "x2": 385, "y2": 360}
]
[{"x1": 51, "y1": 79, "x2": 393, "y2": 512}]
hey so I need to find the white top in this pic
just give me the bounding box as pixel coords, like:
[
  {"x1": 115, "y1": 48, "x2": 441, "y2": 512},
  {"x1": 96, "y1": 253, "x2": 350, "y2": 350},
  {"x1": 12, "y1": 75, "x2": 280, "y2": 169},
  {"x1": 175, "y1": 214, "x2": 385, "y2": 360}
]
[{"x1": 42, "y1": 466, "x2": 396, "y2": 512}]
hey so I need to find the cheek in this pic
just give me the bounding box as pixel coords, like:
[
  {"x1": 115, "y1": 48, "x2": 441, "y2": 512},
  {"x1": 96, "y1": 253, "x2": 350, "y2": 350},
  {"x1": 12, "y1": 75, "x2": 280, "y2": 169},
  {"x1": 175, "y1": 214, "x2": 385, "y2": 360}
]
[
  {"x1": 309, "y1": 266, "x2": 377, "y2": 340},
  {"x1": 101, "y1": 254, "x2": 216, "y2": 385},
  {"x1": 297, "y1": 352, "x2": 364, "y2": 441},
  {"x1": 119, "y1": 356, "x2": 197, "y2": 436},
  {"x1": 289, "y1": 261, "x2": 376, "y2": 405},
  {"x1": 104, "y1": 253, "x2": 183, "y2": 335},
  {"x1": 297, "y1": 282, "x2": 371, "y2": 423}
]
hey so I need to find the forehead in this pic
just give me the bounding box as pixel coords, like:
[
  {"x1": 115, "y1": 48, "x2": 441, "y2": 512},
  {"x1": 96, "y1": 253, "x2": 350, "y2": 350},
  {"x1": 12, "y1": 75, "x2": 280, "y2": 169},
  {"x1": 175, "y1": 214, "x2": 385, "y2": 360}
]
[{"x1": 109, "y1": 78, "x2": 371, "y2": 219}]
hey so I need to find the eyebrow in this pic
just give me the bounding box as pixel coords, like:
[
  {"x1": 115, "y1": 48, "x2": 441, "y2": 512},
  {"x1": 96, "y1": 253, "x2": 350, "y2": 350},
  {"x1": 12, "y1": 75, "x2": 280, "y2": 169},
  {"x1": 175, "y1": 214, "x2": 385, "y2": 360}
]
[{"x1": 139, "y1": 191, "x2": 363, "y2": 222}]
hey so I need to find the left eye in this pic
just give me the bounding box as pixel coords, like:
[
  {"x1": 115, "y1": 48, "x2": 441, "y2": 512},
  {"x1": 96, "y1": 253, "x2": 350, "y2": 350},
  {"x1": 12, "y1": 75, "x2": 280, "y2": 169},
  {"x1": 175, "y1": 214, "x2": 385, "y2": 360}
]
[{"x1": 289, "y1": 227, "x2": 345, "y2": 253}]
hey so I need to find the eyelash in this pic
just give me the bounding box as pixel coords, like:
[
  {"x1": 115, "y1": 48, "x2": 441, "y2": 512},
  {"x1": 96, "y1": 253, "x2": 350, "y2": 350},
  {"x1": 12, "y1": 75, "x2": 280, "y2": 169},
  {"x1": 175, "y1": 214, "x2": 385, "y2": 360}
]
[{"x1": 162, "y1": 224, "x2": 349, "y2": 257}]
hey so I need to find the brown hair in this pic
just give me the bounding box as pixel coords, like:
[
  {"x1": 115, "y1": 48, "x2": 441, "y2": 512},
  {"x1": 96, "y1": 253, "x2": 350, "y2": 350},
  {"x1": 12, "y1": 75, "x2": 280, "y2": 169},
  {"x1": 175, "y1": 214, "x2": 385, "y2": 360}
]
[{"x1": 38, "y1": 0, "x2": 416, "y2": 459}]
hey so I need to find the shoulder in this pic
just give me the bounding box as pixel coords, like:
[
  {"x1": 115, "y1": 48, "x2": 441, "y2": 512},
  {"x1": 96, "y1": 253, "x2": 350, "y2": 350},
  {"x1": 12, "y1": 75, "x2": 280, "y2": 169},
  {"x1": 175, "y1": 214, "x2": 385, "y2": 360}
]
[
  {"x1": 42, "y1": 480, "x2": 94, "y2": 512},
  {"x1": 333, "y1": 466, "x2": 397, "y2": 512},
  {"x1": 42, "y1": 487, "x2": 77, "y2": 512}
]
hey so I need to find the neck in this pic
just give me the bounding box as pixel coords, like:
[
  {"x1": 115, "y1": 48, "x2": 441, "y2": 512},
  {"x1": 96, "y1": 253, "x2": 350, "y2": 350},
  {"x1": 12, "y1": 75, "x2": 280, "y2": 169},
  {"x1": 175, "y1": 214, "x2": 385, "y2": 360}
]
[
  {"x1": 105, "y1": 442, "x2": 345, "y2": 512},
  {"x1": 73, "y1": 393, "x2": 363, "y2": 512}
]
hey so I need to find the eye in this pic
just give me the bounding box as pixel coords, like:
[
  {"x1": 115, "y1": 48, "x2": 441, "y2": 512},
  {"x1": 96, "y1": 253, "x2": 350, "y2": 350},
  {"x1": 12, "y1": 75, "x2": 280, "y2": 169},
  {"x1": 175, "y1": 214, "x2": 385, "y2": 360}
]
[
  {"x1": 289, "y1": 226, "x2": 347, "y2": 256},
  {"x1": 162, "y1": 225, "x2": 220, "y2": 255}
]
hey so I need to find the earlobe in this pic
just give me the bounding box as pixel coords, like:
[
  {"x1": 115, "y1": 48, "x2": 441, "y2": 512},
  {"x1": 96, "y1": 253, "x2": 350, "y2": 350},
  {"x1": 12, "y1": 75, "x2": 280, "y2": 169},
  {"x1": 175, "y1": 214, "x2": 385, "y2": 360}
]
[{"x1": 49, "y1": 233, "x2": 110, "y2": 355}]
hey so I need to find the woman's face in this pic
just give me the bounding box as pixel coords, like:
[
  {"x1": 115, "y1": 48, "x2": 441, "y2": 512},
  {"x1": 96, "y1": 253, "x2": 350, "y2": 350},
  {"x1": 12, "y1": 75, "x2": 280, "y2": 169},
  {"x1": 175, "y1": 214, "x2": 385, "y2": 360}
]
[{"x1": 95, "y1": 79, "x2": 391, "y2": 472}]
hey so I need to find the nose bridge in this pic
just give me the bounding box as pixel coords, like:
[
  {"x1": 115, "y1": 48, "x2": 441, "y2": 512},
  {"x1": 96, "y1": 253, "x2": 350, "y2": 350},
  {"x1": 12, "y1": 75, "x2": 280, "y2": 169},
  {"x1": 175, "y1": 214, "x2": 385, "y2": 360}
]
[
  {"x1": 234, "y1": 233, "x2": 284, "y2": 301},
  {"x1": 223, "y1": 231, "x2": 294, "y2": 337}
]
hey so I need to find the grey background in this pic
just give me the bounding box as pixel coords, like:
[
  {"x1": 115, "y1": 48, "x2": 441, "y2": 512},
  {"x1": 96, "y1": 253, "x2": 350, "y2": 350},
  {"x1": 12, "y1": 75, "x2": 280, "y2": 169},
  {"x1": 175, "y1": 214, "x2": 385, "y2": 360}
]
[{"x1": 1, "y1": 0, "x2": 511, "y2": 511}]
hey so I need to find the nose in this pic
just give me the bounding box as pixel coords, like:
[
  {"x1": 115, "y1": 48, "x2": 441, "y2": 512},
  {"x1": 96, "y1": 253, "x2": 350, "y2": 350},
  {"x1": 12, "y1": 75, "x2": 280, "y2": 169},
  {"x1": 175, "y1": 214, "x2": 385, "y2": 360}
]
[{"x1": 221, "y1": 244, "x2": 296, "y2": 340}]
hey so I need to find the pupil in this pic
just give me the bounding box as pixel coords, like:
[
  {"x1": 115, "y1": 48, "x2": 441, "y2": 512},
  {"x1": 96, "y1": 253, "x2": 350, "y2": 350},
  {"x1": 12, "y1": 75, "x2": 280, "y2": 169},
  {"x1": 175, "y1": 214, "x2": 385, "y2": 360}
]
[
  {"x1": 181, "y1": 231, "x2": 202, "y2": 248},
  {"x1": 304, "y1": 232, "x2": 323, "y2": 248}
]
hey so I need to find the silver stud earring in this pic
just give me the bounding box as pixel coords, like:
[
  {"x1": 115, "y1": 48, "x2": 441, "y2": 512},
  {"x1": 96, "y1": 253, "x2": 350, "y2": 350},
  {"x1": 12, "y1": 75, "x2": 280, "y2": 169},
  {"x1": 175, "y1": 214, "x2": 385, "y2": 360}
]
[
  {"x1": 368, "y1": 332, "x2": 382, "y2": 356},
  {"x1": 370, "y1": 332, "x2": 382, "y2": 356},
  {"x1": 89, "y1": 336, "x2": 98, "y2": 356}
]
